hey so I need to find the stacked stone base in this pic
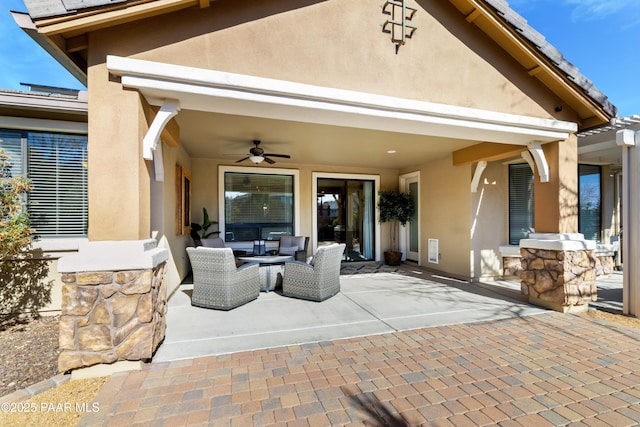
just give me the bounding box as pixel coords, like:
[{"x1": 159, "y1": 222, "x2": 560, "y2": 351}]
[
  {"x1": 520, "y1": 247, "x2": 597, "y2": 313},
  {"x1": 58, "y1": 263, "x2": 167, "y2": 372}
]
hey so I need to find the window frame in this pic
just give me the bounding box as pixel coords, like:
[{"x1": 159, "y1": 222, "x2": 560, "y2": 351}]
[
  {"x1": 508, "y1": 163, "x2": 535, "y2": 245},
  {"x1": 0, "y1": 128, "x2": 88, "y2": 240},
  {"x1": 578, "y1": 164, "x2": 602, "y2": 242},
  {"x1": 218, "y1": 166, "x2": 300, "y2": 248}
]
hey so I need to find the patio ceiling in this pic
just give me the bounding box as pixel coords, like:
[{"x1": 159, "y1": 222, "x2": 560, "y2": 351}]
[
  {"x1": 107, "y1": 56, "x2": 578, "y2": 171},
  {"x1": 176, "y1": 110, "x2": 475, "y2": 169},
  {"x1": 578, "y1": 115, "x2": 640, "y2": 169}
]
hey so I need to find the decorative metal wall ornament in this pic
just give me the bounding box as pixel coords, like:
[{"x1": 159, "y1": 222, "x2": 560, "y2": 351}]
[{"x1": 382, "y1": 0, "x2": 417, "y2": 52}]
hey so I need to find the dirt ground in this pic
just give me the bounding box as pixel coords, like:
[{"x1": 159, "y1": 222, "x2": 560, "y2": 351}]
[{"x1": 583, "y1": 308, "x2": 640, "y2": 328}]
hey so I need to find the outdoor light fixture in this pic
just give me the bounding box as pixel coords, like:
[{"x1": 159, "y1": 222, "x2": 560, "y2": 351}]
[{"x1": 250, "y1": 155, "x2": 265, "y2": 164}]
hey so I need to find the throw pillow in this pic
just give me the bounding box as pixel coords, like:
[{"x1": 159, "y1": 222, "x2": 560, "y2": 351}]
[{"x1": 279, "y1": 245, "x2": 298, "y2": 256}]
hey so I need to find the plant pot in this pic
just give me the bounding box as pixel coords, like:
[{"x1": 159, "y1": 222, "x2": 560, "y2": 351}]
[{"x1": 384, "y1": 251, "x2": 403, "y2": 266}]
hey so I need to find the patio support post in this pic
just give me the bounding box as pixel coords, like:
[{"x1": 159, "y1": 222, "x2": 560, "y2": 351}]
[
  {"x1": 617, "y1": 129, "x2": 640, "y2": 316},
  {"x1": 519, "y1": 137, "x2": 598, "y2": 313},
  {"x1": 519, "y1": 233, "x2": 597, "y2": 313},
  {"x1": 56, "y1": 240, "x2": 169, "y2": 373},
  {"x1": 533, "y1": 138, "x2": 579, "y2": 234}
]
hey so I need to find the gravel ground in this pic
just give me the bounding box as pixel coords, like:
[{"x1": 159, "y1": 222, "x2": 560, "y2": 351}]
[{"x1": 0, "y1": 315, "x2": 60, "y2": 398}]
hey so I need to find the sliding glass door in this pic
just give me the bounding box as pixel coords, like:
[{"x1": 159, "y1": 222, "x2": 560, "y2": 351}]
[{"x1": 317, "y1": 178, "x2": 375, "y2": 261}]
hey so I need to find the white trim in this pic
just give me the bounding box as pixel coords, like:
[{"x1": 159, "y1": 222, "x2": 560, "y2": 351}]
[
  {"x1": 519, "y1": 233, "x2": 596, "y2": 251},
  {"x1": 470, "y1": 161, "x2": 487, "y2": 193},
  {"x1": 0, "y1": 116, "x2": 87, "y2": 134},
  {"x1": 154, "y1": 140, "x2": 164, "y2": 182},
  {"x1": 57, "y1": 239, "x2": 169, "y2": 273},
  {"x1": 218, "y1": 165, "x2": 300, "y2": 247},
  {"x1": 528, "y1": 143, "x2": 550, "y2": 183},
  {"x1": 618, "y1": 129, "x2": 640, "y2": 315},
  {"x1": 312, "y1": 172, "x2": 381, "y2": 262},
  {"x1": 33, "y1": 237, "x2": 88, "y2": 252},
  {"x1": 143, "y1": 99, "x2": 180, "y2": 160},
  {"x1": 520, "y1": 151, "x2": 535, "y2": 172},
  {"x1": 107, "y1": 56, "x2": 577, "y2": 146},
  {"x1": 400, "y1": 171, "x2": 420, "y2": 263},
  {"x1": 498, "y1": 245, "x2": 521, "y2": 257}
]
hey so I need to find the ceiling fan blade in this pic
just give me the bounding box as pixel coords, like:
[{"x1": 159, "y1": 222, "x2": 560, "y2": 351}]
[
  {"x1": 263, "y1": 153, "x2": 291, "y2": 159},
  {"x1": 263, "y1": 157, "x2": 276, "y2": 164},
  {"x1": 236, "y1": 156, "x2": 250, "y2": 163}
]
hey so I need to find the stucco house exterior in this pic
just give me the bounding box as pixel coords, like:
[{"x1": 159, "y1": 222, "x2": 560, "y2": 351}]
[
  {"x1": 9, "y1": 0, "x2": 637, "y2": 369},
  {"x1": 0, "y1": 84, "x2": 88, "y2": 315}
]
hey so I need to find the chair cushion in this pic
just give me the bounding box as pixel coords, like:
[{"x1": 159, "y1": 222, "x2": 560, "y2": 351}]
[
  {"x1": 201, "y1": 237, "x2": 225, "y2": 248},
  {"x1": 281, "y1": 236, "x2": 306, "y2": 248},
  {"x1": 279, "y1": 245, "x2": 298, "y2": 256}
]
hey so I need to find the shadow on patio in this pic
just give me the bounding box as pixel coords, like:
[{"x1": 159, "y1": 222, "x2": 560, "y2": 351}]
[{"x1": 153, "y1": 263, "x2": 548, "y2": 362}]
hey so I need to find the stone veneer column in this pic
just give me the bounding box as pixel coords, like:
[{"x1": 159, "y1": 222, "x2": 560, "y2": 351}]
[
  {"x1": 520, "y1": 233, "x2": 597, "y2": 313},
  {"x1": 57, "y1": 239, "x2": 169, "y2": 372}
]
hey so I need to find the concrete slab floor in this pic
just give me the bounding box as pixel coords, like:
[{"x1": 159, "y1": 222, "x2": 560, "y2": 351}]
[{"x1": 154, "y1": 266, "x2": 547, "y2": 362}]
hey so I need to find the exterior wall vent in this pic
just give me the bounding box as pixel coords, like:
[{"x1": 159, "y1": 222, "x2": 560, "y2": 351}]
[{"x1": 428, "y1": 238, "x2": 439, "y2": 264}]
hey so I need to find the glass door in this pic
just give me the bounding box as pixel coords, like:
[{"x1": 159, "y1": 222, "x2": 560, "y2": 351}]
[{"x1": 317, "y1": 178, "x2": 375, "y2": 261}]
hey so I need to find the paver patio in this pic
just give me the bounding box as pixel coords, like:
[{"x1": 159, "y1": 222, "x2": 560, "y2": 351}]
[{"x1": 78, "y1": 266, "x2": 639, "y2": 426}]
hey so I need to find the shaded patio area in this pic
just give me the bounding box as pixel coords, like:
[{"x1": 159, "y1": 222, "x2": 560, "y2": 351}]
[{"x1": 154, "y1": 264, "x2": 547, "y2": 362}]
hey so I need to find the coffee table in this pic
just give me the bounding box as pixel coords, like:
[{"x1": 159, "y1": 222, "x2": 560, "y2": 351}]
[{"x1": 237, "y1": 255, "x2": 294, "y2": 292}]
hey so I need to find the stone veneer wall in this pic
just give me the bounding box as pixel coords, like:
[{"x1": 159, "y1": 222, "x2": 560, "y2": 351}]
[
  {"x1": 502, "y1": 257, "x2": 523, "y2": 277},
  {"x1": 58, "y1": 263, "x2": 167, "y2": 372},
  {"x1": 520, "y1": 248, "x2": 597, "y2": 311},
  {"x1": 505, "y1": 254, "x2": 613, "y2": 278}
]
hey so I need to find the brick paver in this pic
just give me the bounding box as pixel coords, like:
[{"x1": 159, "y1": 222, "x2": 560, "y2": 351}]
[{"x1": 79, "y1": 312, "x2": 640, "y2": 426}]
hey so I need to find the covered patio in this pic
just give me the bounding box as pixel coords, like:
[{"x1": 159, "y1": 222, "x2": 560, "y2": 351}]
[{"x1": 154, "y1": 264, "x2": 547, "y2": 362}]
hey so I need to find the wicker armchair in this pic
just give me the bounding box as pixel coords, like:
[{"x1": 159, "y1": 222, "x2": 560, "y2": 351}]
[
  {"x1": 282, "y1": 243, "x2": 345, "y2": 301},
  {"x1": 277, "y1": 236, "x2": 309, "y2": 262},
  {"x1": 186, "y1": 247, "x2": 260, "y2": 310}
]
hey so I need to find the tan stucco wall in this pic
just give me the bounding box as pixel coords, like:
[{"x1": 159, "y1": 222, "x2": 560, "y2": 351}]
[
  {"x1": 470, "y1": 161, "x2": 507, "y2": 279},
  {"x1": 81, "y1": 0, "x2": 582, "y2": 282},
  {"x1": 88, "y1": 0, "x2": 567, "y2": 121},
  {"x1": 86, "y1": 62, "x2": 151, "y2": 240},
  {"x1": 534, "y1": 137, "x2": 579, "y2": 234},
  {"x1": 149, "y1": 142, "x2": 193, "y2": 296},
  {"x1": 190, "y1": 158, "x2": 398, "y2": 262},
  {"x1": 417, "y1": 154, "x2": 472, "y2": 278}
]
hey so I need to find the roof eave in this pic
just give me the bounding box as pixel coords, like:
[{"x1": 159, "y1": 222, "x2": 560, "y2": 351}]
[
  {"x1": 449, "y1": 0, "x2": 617, "y2": 129},
  {"x1": 11, "y1": 11, "x2": 87, "y2": 87}
]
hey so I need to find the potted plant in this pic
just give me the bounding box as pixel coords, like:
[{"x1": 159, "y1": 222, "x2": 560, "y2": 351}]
[
  {"x1": 377, "y1": 190, "x2": 415, "y2": 266},
  {"x1": 190, "y1": 207, "x2": 220, "y2": 246}
]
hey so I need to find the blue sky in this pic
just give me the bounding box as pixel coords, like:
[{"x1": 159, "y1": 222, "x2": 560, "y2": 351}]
[{"x1": 1, "y1": 0, "x2": 638, "y2": 117}]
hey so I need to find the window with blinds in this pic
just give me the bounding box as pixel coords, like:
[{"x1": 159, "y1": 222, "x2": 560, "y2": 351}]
[
  {"x1": 224, "y1": 172, "x2": 294, "y2": 241},
  {"x1": 0, "y1": 130, "x2": 88, "y2": 237},
  {"x1": 578, "y1": 164, "x2": 601, "y2": 242},
  {"x1": 509, "y1": 163, "x2": 534, "y2": 245}
]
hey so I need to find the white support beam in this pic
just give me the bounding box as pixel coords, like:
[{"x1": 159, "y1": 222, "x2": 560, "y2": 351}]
[
  {"x1": 528, "y1": 143, "x2": 549, "y2": 183},
  {"x1": 108, "y1": 56, "x2": 577, "y2": 147},
  {"x1": 470, "y1": 161, "x2": 487, "y2": 193},
  {"x1": 154, "y1": 140, "x2": 164, "y2": 182},
  {"x1": 520, "y1": 150, "x2": 535, "y2": 173},
  {"x1": 142, "y1": 99, "x2": 180, "y2": 160},
  {"x1": 617, "y1": 128, "x2": 640, "y2": 316}
]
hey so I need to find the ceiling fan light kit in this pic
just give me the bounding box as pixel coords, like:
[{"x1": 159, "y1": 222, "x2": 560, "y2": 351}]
[{"x1": 236, "y1": 140, "x2": 291, "y2": 165}]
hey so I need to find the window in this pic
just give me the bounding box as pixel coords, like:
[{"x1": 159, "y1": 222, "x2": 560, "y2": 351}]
[
  {"x1": 578, "y1": 164, "x2": 601, "y2": 242},
  {"x1": 509, "y1": 163, "x2": 534, "y2": 245},
  {"x1": 223, "y1": 171, "x2": 294, "y2": 241},
  {"x1": 175, "y1": 165, "x2": 191, "y2": 235},
  {"x1": 0, "y1": 129, "x2": 88, "y2": 237}
]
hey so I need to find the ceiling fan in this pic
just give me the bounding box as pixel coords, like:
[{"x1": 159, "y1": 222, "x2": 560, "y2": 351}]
[{"x1": 236, "y1": 140, "x2": 291, "y2": 164}]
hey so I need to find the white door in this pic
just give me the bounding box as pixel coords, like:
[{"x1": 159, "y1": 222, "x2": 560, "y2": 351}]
[{"x1": 401, "y1": 173, "x2": 419, "y2": 262}]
